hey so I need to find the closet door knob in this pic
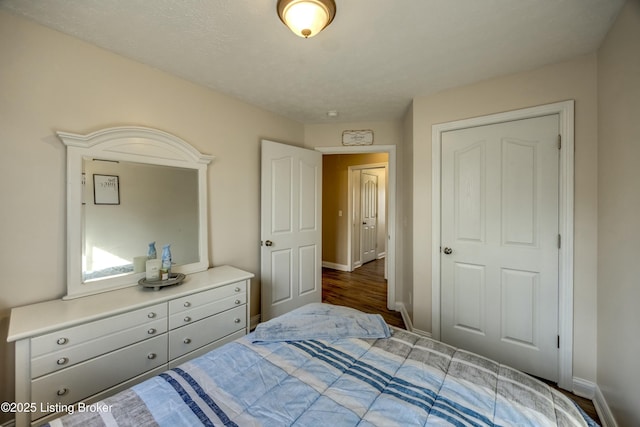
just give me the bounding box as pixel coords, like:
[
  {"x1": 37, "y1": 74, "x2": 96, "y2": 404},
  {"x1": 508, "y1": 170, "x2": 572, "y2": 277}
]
[{"x1": 443, "y1": 247, "x2": 453, "y2": 255}]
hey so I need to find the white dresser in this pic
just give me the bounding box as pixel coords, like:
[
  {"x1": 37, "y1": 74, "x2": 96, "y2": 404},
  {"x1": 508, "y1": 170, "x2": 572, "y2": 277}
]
[{"x1": 7, "y1": 265, "x2": 253, "y2": 426}]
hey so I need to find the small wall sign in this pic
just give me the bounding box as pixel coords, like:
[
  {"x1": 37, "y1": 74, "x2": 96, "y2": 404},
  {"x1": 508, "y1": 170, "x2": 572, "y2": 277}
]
[{"x1": 342, "y1": 129, "x2": 374, "y2": 146}]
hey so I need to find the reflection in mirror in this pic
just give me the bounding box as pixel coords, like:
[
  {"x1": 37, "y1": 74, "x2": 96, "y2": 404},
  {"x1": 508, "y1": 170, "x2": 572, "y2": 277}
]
[
  {"x1": 58, "y1": 126, "x2": 213, "y2": 299},
  {"x1": 82, "y1": 160, "x2": 199, "y2": 282}
]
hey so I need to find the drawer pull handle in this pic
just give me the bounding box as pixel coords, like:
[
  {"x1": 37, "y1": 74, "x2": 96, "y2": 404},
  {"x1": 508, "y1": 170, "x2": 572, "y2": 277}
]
[
  {"x1": 148, "y1": 312, "x2": 156, "y2": 319},
  {"x1": 235, "y1": 299, "x2": 241, "y2": 305},
  {"x1": 56, "y1": 337, "x2": 68, "y2": 345},
  {"x1": 234, "y1": 318, "x2": 241, "y2": 323},
  {"x1": 148, "y1": 328, "x2": 156, "y2": 335},
  {"x1": 147, "y1": 353, "x2": 157, "y2": 360},
  {"x1": 57, "y1": 388, "x2": 68, "y2": 396},
  {"x1": 184, "y1": 338, "x2": 192, "y2": 344},
  {"x1": 56, "y1": 357, "x2": 69, "y2": 366},
  {"x1": 235, "y1": 287, "x2": 241, "y2": 292},
  {"x1": 184, "y1": 316, "x2": 191, "y2": 322},
  {"x1": 184, "y1": 301, "x2": 191, "y2": 307}
]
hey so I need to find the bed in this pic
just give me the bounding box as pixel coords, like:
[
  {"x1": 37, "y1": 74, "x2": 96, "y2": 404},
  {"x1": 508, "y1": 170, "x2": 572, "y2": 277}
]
[{"x1": 45, "y1": 303, "x2": 598, "y2": 426}]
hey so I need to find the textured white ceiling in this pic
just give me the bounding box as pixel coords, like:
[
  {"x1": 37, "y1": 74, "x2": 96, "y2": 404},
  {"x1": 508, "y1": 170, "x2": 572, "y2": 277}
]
[{"x1": 1, "y1": 0, "x2": 625, "y2": 124}]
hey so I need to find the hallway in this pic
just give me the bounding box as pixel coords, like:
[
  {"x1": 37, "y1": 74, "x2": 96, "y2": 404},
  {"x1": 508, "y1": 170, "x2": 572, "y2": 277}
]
[{"x1": 321, "y1": 258, "x2": 405, "y2": 329}]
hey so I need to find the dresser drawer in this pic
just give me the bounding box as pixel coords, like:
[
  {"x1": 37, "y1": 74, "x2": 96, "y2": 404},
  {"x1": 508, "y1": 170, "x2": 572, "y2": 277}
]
[
  {"x1": 168, "y1": 305, "x2": 246, "y2": 360},
  {"x1": 31, "y1": 334, "x2": 168, "y2": 420},
  {"x1": 31, "y1": 317, "x2": 167, "y2": 378},
  {"x1": 31, "y1": 303, "x2": 167, "y2": 358},
  {"x1": 169, "y1": 287, "x2": 246, "y2": 330},
  {"x1": 168, "y1": 281, "x2": 246, "y2": 316}
]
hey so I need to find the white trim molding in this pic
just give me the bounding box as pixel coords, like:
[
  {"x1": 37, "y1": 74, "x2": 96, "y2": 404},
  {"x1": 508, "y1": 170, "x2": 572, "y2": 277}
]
[
  {"x1": 321, "y1": 261, "x2": 349, "y2": 271},
  {"x1": 431, "y1": 100, "x2": 575, "y2": 390},
  {"x1": 571, "y1": 378, "x2": 617, "y2": 427},
  {"x1": 594, "y1": 385, "x2": 618, "y2": 427},
  {"x1": 572, "y1": 377, "x2": 596, "y2": 399}
]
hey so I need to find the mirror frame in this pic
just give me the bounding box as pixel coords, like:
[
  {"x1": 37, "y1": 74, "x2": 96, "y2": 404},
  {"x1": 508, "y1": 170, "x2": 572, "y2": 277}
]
[{"x1": 58, "y1": 126, "x2": 214, "y2": 299}]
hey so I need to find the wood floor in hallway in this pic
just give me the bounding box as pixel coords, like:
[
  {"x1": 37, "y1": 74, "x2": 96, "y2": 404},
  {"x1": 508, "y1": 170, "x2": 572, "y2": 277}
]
[{"x1": 322, "y1": 258, "x2": 405, "y2": 329}]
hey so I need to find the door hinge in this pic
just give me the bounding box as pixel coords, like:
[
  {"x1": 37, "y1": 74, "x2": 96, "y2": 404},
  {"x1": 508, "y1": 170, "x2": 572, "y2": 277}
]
[
  {"x1": 557, "y1": 234, "x2": 561, "y2": 249},
  {"x1": 557, "y1": 335, "x2": 560, "y2": 349},
  {"x1": 558, "y1": 134, "x2": 562, "y2": 150}
]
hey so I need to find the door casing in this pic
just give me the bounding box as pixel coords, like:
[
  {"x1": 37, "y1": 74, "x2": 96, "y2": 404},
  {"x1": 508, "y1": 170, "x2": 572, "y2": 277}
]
[
  {"x1": 431, "y1": 100, "x2": 575, "y2": 390},
  {"x1": 349, "y1": 163, "x2": 388, "y2": 272},
  {"x1": 316, "y1": 145, "x2": 396, "y2": 311}
]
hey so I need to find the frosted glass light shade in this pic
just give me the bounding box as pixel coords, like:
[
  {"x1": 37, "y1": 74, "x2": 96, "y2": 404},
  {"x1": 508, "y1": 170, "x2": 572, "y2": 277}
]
[{"x1": 277, "y1": 0, "x2": 336, "y2": 38}]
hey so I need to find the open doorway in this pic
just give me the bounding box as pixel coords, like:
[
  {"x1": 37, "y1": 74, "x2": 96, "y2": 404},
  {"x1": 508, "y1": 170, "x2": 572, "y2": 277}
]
[{"x1": 316, "y1": 145, "x2": 397, "y2": 320}]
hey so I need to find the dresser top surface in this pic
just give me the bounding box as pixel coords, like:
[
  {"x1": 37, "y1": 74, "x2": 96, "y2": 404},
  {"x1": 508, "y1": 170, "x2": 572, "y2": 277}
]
[{"x1": 8, "y1": 265, "x2": 253, "y2": 342}]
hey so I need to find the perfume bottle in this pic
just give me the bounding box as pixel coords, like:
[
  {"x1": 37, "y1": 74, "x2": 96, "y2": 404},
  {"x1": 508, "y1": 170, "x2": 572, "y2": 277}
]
[
  {"x1": 148, "y1": 242, "x2": 157, "y2": 259},
  {"x1": 160, "y1": 244, "x2": 172, "y2": 280}
]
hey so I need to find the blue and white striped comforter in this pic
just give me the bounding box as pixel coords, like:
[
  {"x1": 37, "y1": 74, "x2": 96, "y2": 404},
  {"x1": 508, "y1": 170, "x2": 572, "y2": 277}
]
[{"x1": 47, "y1": 326, "x2": 597, "y2": 426}]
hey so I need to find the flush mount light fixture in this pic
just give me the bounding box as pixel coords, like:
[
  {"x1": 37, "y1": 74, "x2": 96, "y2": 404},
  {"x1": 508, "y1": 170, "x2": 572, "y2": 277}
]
[{"x1": 277, "y1": 0, "x2": 336, "y2": 38}]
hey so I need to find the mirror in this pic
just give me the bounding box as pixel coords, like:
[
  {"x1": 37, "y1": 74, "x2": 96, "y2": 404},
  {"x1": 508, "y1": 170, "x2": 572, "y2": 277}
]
[{"x1": 58, "y1": 126, "x2": 214, "y2": 299}]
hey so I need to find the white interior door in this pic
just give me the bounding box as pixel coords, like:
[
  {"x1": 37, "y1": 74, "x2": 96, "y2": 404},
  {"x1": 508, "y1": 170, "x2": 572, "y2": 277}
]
[
  {"x1": 440, "y1": 115, "x2": 560, "y2": 381},
  {"x1": 360, "y1": 171, "x2": 378, "y2": 264},
  {"x1": 261, "y1": 140, "x2": 322, "y2": 321}
]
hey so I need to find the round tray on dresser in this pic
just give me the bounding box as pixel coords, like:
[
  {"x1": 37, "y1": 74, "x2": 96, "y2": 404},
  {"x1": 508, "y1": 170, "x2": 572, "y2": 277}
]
[{"x1": 138, "y1": 273, "x2": 186, "y2": 291}]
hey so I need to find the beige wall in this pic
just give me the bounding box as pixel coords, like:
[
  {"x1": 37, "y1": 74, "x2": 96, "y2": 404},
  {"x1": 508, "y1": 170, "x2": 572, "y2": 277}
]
[
  {"x1": 597, "y1": 1, "x2": 640, "y2": 425},
  {"x1": 4, "y1": 3, "x2": 638, "y2": 423},
  {"x1": 411, "y1": 54, "x2": 600, "y2": 382},
  {"x1": 0, "y1": 10, "x2": 303, "y2": 419}
]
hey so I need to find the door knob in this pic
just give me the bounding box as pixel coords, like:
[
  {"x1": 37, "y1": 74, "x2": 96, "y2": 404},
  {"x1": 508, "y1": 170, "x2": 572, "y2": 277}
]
[
  {"x1": 265, "y1": 240, "x2": 273, "y2": 247},
  {"x1": 443, "y1": 247, "x2": 453, "y2": 255}
]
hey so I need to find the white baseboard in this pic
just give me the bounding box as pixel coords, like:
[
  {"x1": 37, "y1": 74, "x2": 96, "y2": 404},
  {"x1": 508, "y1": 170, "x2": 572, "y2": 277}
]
[
  {"x1": 395, "y1": 302, "x2": 412, "y2": 330},
  {"x1": 572, "y1": 377, "x2": 596, "y2": 399},
  {"x1": 593, "y1": 385, "x2": 617, "y2": 427},
  {"x1": 394, "y1": 302, "x2": 432, "y2": 338},
  {"x1": 321, "y1": 261, "x2": 350, "y2": 272},
  {"x1": 570, "y1": 377, "x2": 617, "y2": 427}
]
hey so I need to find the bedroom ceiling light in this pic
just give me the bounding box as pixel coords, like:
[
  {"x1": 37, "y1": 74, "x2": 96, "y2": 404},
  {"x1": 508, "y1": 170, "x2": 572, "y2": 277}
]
[{"x1": 277, "y1": 0, "x2": 336, "y2": 38}]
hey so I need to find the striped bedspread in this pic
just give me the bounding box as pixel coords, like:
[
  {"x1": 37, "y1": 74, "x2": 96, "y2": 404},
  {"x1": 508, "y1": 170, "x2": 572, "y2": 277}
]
[{"x1": 46, "y1": 326, "x2": 597, "y2": 426}]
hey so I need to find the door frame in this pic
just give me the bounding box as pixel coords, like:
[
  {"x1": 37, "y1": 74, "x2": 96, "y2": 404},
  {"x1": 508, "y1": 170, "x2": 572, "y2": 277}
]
[
  {"x1": 349, "y1": 163, "x2": 388, "y2": 272},
  {"x1": 431, "y1": 100, "x2": 574, "y2": 390},
  {"x1": 316, "y1": 145, "x2": 396, "y2": 311}
]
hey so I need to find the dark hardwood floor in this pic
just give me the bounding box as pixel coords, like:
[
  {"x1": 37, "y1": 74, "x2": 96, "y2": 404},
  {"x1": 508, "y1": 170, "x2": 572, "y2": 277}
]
[
  {"x1": 322, "y1": 258, "x2": 405, "y2": 328},
  {"x1": 321, "y1": 258, "x2": 600, "y2": 425}
]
